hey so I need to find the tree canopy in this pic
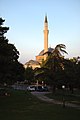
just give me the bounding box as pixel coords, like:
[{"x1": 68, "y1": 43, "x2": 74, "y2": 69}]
[
  {"x1": 0, "y1": 17, "x2": 25, "y2": 85},
  {"x1": 34, "y1": 44, "x2": 80, "y2": 91}
]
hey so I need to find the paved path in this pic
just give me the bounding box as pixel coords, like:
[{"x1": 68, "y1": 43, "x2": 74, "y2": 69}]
[{"x1": 31, "y1": 91, "x2": 80, "y2": 110}]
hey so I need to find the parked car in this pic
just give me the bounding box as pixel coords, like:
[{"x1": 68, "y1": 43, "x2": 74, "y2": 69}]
[
  {"x1": 35, "y1": 85, "x2": 49, "y2": 92},
  {"x1": 27, "y1": 85, "x2": 35, "y2": 91},
  {"x1": 35, "y1": 86, "x2": 43, "y2": 92},
  {"x1": 43, "y1": 86, "x2": 49, "y2": 91}
]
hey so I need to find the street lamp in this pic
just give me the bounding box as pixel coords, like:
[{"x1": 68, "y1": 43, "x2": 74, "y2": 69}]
[{"x1": 62, "y1": 85, "x2": 65, "y2": 108}]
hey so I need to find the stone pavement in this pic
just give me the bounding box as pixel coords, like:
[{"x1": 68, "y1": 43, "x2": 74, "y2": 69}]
[{"x1": 31, "y1": 91, "x2": 80, "y2": 110}]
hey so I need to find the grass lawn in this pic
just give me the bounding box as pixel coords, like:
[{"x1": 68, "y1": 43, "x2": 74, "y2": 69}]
[
  {"x1": 0, "y1": 89, "x2": 80, "y2": 120},
  {"x1": 46, "y1": 89, "x2": 80, "y2": 105}
]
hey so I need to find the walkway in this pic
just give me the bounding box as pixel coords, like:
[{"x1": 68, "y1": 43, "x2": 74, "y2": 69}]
[{"x1": 31, "y1": 91, "x2": 80, "y2": 110}]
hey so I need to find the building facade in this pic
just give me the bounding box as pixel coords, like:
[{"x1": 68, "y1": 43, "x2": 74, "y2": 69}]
[{"x1": 24, "y1": 15, "x2": 53, "y2": 69}]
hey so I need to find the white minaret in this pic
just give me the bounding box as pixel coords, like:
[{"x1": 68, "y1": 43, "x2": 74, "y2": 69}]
[{"x1": 43, "y1": 15, "x2": 49, "y2": 60}]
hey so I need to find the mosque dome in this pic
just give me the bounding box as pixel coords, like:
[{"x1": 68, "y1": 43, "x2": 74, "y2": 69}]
[{"x1": 39, "y1": 47, "x2": 54, "y2": 56}]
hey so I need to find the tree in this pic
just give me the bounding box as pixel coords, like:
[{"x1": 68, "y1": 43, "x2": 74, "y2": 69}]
[
  {"x1": 69, "y1": 57, "x2": 80, "y2": 90},
  {"x1": 42, "y1": 44, "x2": 67, "y2": 70},
  {"x1": 34, "y1": 67, "x2": 51, "y2": 85},
  {"x1": 0, "y1": 17, "x2": 25, "y2": 85},
  {"x1": 34, "y1": 44, "x2": 67, "y2": 91},
  {"x1": 24, "y1": 67, "x2": 34, "y2": 84},
  {"x1": 62, "y1": 58, "x2": 78, "y2": 93},
  {"x1": 76, "y1": 61, "x2": 80, "y2": 89}
]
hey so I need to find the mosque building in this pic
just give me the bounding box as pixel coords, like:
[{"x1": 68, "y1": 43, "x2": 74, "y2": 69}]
[{"x1": 24, "y1": 15, "x2": 53, "y2": 69}]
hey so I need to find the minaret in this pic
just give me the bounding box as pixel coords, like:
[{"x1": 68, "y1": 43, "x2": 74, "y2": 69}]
[{"x1": 43, "y1": 15, "x2": 49, "y2": 60}]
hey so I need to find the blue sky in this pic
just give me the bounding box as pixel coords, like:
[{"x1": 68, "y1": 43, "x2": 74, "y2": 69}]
[{"x1": 0, "y1": 0, "x2": 80, "y2": 63}]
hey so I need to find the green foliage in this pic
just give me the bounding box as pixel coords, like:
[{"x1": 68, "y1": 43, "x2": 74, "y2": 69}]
[
  {"x1": 0, "y1": 17, "x2": 25, "y2": 85},
  {"x1": 37, "y1": 44, "x2": 67, "y2": 85},
  {"x1": 0, "y1": 18, "x2": 9, "y2": 36},
  {"x1": 24, "y1": 67, "x2": 34, "y2": 84},
  {"x1": 34, "y1": 67, "x2": 51, "y2": 84},
  {"x1": 35, "y1": 44, "x2": 80, "y2": 90}
]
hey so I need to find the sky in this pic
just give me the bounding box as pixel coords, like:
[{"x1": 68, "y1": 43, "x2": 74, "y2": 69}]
[{"x1": 0, "y1": 0, "x2": 80, "y2": 64}]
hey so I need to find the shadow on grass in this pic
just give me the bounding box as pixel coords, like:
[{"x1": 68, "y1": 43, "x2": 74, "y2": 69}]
[{"x1": 0, "y1": 89, "x2": 80, "y2": 120}]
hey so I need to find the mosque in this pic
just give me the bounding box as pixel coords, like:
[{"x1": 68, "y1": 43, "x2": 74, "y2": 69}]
[{"x1": 24, "y1": 15, "x2": 53, "y2": 69}]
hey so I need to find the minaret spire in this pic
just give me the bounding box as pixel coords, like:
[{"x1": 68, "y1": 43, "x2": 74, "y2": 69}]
[
  {"x1": 45, "y1": 15, "x2": 47, "y2": 23},
  {"x1": 44, "y1": 15, "x2": 49, "y2": 60}
]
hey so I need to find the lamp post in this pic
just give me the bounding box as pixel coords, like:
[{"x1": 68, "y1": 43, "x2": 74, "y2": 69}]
[
  {"x1": 36, "y1": 80, "x2": 38, "y2": 85},
  {"x1": 62, "y1": 85, "x2": 65, "y2": 108}
]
